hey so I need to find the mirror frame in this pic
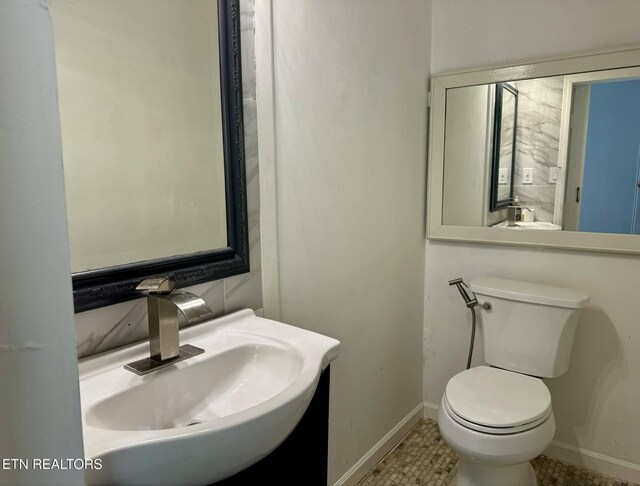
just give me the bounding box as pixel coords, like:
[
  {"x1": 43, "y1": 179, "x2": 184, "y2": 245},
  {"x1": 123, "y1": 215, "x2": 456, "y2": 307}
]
[
  {"x1": 71, "y1": 0, "x2": 249, "y2": 312},
  {"x1": 427, "y1": 44, "x2": 640, "y2": 255},
  {"x1": 490, "y1": 82, "x2": 518, "y2": 211}
]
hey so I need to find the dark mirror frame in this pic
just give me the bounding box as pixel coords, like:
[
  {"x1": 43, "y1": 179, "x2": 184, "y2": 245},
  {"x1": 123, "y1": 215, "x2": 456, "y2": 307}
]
[
  {"x1": 71, "y1": 0, "x2": 249, "y2": 313},
  {"x1": 490, "y1": 82, "x2": 518, "y2": 211}
]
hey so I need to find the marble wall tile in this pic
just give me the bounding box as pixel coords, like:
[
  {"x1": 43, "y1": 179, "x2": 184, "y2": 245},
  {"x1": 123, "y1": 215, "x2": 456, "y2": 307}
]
[
  {"x1": 75, "y1": 299, "x2": 148, "y2": 359},
  {"x1": 512, "y1": 76, "x2": 564, "y2": 222},
  {"x1": 244, "y1": 99, "x2": 259, "y2": 200},
  {"x1": 513, "y1": 184, "x2": 556, "y2": 223},
  {"x1": 75, "y1": 0, "x2": 261, "y2": 359},
  {"x1": 240, "y1": 0, "x2": 256, "y2": 101},
  {"x1": 224, "y1": 219, "x2": 262, "y2": 313}
]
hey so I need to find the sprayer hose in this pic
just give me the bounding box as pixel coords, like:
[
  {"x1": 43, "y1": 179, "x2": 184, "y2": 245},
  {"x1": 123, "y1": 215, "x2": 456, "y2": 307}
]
[{"x1": 466, "y1": 306, "x2": 477, "y2": 370}]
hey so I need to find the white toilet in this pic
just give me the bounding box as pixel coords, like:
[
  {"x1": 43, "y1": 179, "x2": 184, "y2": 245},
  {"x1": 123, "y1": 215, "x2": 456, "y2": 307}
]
[{"x1": 438, "y1": 276, "x2": 590, "y2": 486}]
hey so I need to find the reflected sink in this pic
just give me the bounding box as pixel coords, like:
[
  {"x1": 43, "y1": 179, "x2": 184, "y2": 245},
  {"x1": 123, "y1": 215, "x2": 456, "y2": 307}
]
[
  {"x1": 79, "y1": 309, "x2": 340, "y2": 485},
  {"x1": 493, "y1": 220, "x2": 562, "y2": 231}
]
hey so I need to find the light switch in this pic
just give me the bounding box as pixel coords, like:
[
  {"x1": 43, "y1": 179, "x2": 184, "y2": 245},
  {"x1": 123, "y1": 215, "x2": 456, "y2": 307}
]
[
  {"x1": 498, "y1": 168, "x2": 509, "y2": 184},
  {"x1": 549, "y1": 167, "x2": 559, "y2": 184},
  {"x1": 522, "y1": 168, "x2": 534, "y2": 184}
]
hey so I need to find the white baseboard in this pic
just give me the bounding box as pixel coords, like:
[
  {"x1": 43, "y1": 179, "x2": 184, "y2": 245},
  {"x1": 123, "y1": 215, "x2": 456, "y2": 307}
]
[
  {"x1": 333, "y1": 403, "x2": 424, "y2": 486},
  {"x1": 545, "y1": 440, "x2": 640, "y2": 483},
  {"x1": 422, "y1": 401, "x2": 640, "y2": 483},
  {"x1": 423, "y1": 401, "x2": 439, "y2": 421}
]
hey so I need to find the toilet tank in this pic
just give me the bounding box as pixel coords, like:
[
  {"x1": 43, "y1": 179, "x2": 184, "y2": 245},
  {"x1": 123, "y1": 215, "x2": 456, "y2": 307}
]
[{"x1": 470, "y1": 276, "x2": 590, "y2": 378}]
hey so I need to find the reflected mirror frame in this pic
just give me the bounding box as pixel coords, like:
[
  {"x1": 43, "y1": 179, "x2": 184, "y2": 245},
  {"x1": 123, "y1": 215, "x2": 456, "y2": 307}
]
[
  {"x1": 71, "y1": 0, "x2": 249, "y2": 312},
  {"x1": 490, "y1": 82, "x2": 518, "y2": 211}
]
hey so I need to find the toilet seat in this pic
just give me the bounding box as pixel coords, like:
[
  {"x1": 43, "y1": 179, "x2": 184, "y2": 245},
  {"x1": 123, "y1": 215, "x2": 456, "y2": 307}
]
[
  {"x1": 444, "y1": 366, "x2": 552, "y2": 435},
  {"x1": 443, "y1": 394, "x2": 551, "y2": 435}
]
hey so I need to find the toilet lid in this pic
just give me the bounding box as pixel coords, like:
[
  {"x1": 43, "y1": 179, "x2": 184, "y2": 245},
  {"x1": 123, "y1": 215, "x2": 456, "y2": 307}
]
[{"x1": 445, "y1": 366, "x2": 551, "y2": 429}]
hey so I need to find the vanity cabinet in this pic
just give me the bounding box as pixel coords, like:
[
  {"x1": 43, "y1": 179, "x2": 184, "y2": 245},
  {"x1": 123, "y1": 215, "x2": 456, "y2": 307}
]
[{"x1": 214, "y1": 367, "x2": 331, "y2": 485}]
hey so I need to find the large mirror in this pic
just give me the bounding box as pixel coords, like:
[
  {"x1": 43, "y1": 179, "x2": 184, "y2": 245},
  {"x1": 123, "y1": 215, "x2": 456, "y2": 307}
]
[
  {"x1": 429, "y1": 46, "x2": 640, "y2": 253},
  {"x1": 52, "y1": 0, "x2": 249, "y2": 311}
]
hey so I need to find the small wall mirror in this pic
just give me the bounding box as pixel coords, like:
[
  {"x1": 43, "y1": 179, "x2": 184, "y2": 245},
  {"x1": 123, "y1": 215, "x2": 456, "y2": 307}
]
[
  {"x1": 51, "y1": 0, "x2": 249, "y2": 311},
  {"x1": 429, "y1": 46, "x2": 640, "y2": 253}
]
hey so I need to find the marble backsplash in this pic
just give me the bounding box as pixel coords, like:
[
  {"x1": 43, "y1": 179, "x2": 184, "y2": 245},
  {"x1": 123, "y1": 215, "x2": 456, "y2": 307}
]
[
  {"x1": 75, "y1": 0, "x2": 262, "y2": 359},
  {"x1": 512, "y1": 76, "x2": 564, "y2": 222}
]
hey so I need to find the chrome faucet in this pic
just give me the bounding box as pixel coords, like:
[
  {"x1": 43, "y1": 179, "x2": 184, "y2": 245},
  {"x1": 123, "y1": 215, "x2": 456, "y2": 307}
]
[{"x1": 124, "y1": 276, "x2": 214, "y2": 375}]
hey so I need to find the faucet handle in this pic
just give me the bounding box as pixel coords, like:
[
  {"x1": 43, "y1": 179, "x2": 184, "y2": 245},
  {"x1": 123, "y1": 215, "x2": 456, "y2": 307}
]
[{"x1": 136, "y1": 276, "x2": 175, "y2": 294}]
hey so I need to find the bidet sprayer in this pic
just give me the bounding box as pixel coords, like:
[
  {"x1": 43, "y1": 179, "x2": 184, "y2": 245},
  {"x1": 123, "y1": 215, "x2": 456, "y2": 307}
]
[{"x1": 448, "y1": 278, "x2": 491, "y2": 310}]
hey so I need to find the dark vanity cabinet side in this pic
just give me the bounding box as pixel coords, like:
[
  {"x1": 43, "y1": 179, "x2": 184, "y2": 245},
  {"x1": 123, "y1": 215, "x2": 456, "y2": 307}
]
[{"x1": 213, "y1": 366, "x2": 331, "y2": 486}]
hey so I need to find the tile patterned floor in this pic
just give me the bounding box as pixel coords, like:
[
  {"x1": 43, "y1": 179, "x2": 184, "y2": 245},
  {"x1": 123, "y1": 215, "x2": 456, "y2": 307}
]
[{"x1": 357, "y1": 419, "x2": 637, "y2": 486}]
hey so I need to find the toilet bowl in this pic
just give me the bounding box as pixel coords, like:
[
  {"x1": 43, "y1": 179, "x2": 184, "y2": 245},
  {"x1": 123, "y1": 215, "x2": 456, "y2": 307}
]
[
  {"x1": 437, "y1": 277, "x2": 589, "y2": 486},
  {"x1": 438, "y1": 366, "x2": 555, "y2": 486}
]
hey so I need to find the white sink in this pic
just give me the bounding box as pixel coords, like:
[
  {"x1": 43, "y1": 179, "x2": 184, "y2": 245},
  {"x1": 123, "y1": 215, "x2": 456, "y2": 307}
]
[
  {"x1": 494, "y1": 220, "x2": 562, "y2": 231},
  {"x1": 79, "y1": 309, "x2": 340, "y2": 485}
]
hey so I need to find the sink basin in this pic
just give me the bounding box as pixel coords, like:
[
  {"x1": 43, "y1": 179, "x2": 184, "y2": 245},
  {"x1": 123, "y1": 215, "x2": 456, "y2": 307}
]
[
  {"x1": 493, "y1": 220, "x2": 562, "y2": 231},
  {"x1": 79, "y1": 309, "x2": 340, "y2": 485},
  {"x1": 86, "y1": 344, "x2": 303, "y2": 431}
]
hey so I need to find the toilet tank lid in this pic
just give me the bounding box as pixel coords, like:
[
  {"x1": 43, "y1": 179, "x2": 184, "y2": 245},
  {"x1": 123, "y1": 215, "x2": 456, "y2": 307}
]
[{"x1": 470, "y1": 276, "x2": 590, "y2": 308}]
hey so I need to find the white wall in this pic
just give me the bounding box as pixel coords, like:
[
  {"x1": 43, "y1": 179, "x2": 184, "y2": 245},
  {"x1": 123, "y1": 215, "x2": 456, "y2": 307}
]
[
  {"x1": 431, "y1": 0, "x2": 640, "y2": 74},
  {"x1": 269, "y1": 1, "x2": 431, "y2": 483},
  {"x1": 0, "y1": 2, "x2": 84, "y2": 484},
  {"x1": 427, "y1": 0, "x2": 640, "y2": 478},
  {"x1": 442, "y1": 85, "x2": 491, "y2": 227}
]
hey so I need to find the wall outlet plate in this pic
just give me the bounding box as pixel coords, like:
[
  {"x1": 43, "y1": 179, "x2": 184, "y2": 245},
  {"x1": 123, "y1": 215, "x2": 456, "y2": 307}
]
[
  {"x1": 549, "y1": 167, "x2": 559, "y2": 183},
  {"x1": 498, "y1": 168, "x2": 509, "y2": 184},
  {"x1": 522, "y1": 168, "x2": 534, "y2": 184}
]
